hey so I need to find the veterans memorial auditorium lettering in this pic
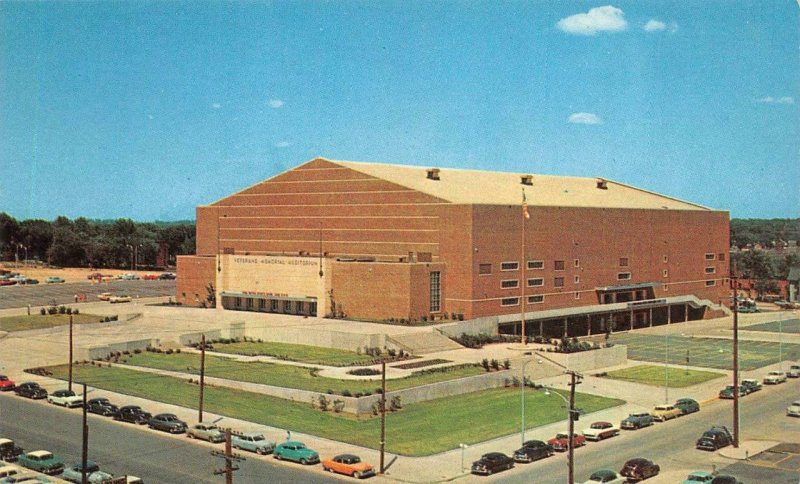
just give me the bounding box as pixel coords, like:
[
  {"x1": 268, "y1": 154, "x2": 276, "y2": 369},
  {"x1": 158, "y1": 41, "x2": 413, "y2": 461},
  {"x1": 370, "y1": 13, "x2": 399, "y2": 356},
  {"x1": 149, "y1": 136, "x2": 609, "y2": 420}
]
[{"x1": 232, "y1": 257, "x2": 316, "y2": 266}]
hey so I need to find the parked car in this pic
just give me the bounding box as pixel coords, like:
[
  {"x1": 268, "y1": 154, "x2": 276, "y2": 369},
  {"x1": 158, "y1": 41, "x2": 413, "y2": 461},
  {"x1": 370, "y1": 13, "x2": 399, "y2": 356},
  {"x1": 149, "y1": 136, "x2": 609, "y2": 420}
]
[
  {"x1": 787, "y1": 400, "x2": 800, "y2": 417},
  {"x1": 0, "y1": 280, "x2": 17, "y2": 286},
  {"x1": 85, "y1": 398, "x2": 119, "y2": 416},
  {"x1": 147, "y1": 413, "x2": 187, "y2": 433},
  {"x1": 620, "y1": 413, "x2": 654, "y2": 430},
  {"x1": 582, "y1": 422, "x2": 620, "y2": 441},
  {"x1": 0, "y1": 438, "x2": 24, "y2": 461},
  {"x1": 696, "y1": 426, "x2": 734, "y2": 451},
  {"x1": 44, "y1": 277, "x2": 65, "y2": 284},
  {"x1": 547, "y1": 432, "x2": 586, "y2": 452},
  {"x1": 142, "y1": 274, "x2": 159, "y2": 280},
  {"x1": 109, "y1": 295, "x2": 132, "y2": 304},
  {"x1": 788, "y1": 365, "x2": 800, "y2": 378},
  {"x1": 113, "y1": 406, "x2": 151, "y2": 424},
  {"x1": 187, "y1": 423, "x2": 225, "y2": 443},
  {"x1": 0, "y1": 375, "x2": 16, "y2": 391},
  {"x1": 470, "y1": 452, "x2": 514, "y2": 476},
  {"x1": 619, "y1": 458, "x2": 659, "y2": 481},
  {"x1": 322, "y1": 454, "x2": 376, "y2": 479},
  {"x1": 682, "y1": 470, "x2": 714, "y2": 483},
  {"x1": 764, "y1": 371, "x2": 787, "y2": 384},
  {"x1": 651, "y1": 404, "x2": 682, "y2": 422},
  {"x1": 17, "y1": 451, "x2": 64, "y2": 475},
  {"x1": 14, "y1": 382, "x2": 47, "y2": 400},
  {"x1": 710, "y1": 476, "x2": 742, "y2": 484},
  {"x1": 719, "y1": 385, "x2": 746, "y2": 399},
  {"x1": 47, "y1": 389, "x2": 83, "y2": 408},
  {"x1": 97, "y1": 293, "x2": 113, "y2": 301},
  {"x1": 21, "y1": 279, "x2": 38, "y2": 285},
  {"x1": 512, "y1": 440, "x2": 554, "y2": 463},
  {"x1": 119, "y1": 274, "x2": 140, "y2": 280},
  {"x1": 0, "y1": 466, "x2": 20, "y2": 480},
  {"x1": 158, "y1": 272, "x2": 176, "y2": 280},
  {"x1": 674, "y1": 398, "x2": 700, "y2": 415},
  {"x1": 737, "y1": 304, "x2": 760, "y2": 313},
  {"x1": 581, "y1": 469, "x2": 626, "y2": 483},
  {"x1": 61, "y1": 461, "x2": 113, "y2": 483},
  {"x1": 741, "y1": 378, "x2": 762, "y2": 393},
  {"x1": 272, "y1": 441, "x2": 320, "y2": 465},
  {"x1": 231, "y1": 432, "x2": 275, "y2": 454}
]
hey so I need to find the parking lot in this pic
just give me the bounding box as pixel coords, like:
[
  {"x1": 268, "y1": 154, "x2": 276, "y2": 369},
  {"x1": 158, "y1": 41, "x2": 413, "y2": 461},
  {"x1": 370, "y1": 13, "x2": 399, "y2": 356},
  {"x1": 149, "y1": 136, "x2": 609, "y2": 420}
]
[
  {"x1": 0, "y1": 280, "x2": 176, "y2": 309},
  {"x1": 744, "y1": 318, "x2": 800, "y2": 334},
  {"x1": 723, "y1": 443, "x2": 800, "y2": 483}
]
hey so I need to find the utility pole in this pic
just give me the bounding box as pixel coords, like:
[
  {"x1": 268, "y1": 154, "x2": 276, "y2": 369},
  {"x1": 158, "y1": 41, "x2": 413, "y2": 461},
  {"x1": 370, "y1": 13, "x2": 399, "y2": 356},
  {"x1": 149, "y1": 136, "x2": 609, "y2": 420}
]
[
  {"x1": 731, "y1": 276, "x2": 740, "y2": 448},
  {"x1": 567, "y1": 371, "x2": 580, "y2": 484},
  {"x1": 380, "y1": 358, "x2": 386, "y2": 474},
  {"x1": 199, "y1": 334, "x2": 206, "y2": 423},
  {"x1": 212, "y1": 429, "x2": 244, "y2": 483},
  {"x1": 68, "y1": 314, "x2": 74, "y2": 392},
  {"x1": 81, "y1": 383, "x2": 88, "y2": 484}
]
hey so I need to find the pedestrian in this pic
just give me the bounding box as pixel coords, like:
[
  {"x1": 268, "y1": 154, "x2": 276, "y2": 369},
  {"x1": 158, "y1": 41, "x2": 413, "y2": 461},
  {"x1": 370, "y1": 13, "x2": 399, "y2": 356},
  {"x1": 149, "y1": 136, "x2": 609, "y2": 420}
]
[
  {"x1": 74, "y1": 294, "x2": 78, "y2": 303},
  {"x1": 27, "y1": 304, "x2": 31, "y2": 316},
  {"x1": 286, "y1": 430, "x2": 291, "y2": 441}
]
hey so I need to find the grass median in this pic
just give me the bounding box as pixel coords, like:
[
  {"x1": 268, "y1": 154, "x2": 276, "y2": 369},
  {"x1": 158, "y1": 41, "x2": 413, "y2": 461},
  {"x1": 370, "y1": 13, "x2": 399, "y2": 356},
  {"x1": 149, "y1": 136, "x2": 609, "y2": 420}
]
[
  {"x1": 113, "y1": 351, "x2": 484, "y2": 394},
  {"x1": 0, "y1": 313, "x2": 104, "y2": 332},
  {"x1": 601, "y1": 365, "x2": 725, "y2": 387},
  {"x1": 208, "y1": 340, "x2": 379, "y2": 366},
  {"x1": 47, "y1": 363, "x2": 624, "y2": 456}
]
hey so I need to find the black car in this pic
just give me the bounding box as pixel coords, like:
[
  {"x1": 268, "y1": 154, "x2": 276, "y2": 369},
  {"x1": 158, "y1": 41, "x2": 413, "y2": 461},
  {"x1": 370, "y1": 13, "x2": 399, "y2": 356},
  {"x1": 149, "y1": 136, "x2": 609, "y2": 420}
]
[
  {"x1": 148, "y1": 413, "x2": 187, "y2": 433},
  {"x1": 0, "y1": 437, "x2": 24, "y2": 461},
  {"x1": 696, "y1": 426, "x2": 733, "y2": 451},
  {"x1": 619, "y1": 458, "x2": 660, "y2": 481},
  {"x1": 14, "y1": 382, "x2": 47, "y2": 399},
  {"x1": 86, "y1": 398, "x2": 119, "y2": 416},
  {"x1": 114, "y1": 405, "x2": 152, "y2": 424},
  {"x1": 512, "y1": 440, "x2": 554, "y2": 463},
  {"x1": 710, "y1": 476, "x2": 742, "y2": 484},
  {"x1": 471, "y1": 452, "x2": 514, "y2": 476},
  {"x1": 158, "y1": 272, "x2": 176, "y2": 280}
]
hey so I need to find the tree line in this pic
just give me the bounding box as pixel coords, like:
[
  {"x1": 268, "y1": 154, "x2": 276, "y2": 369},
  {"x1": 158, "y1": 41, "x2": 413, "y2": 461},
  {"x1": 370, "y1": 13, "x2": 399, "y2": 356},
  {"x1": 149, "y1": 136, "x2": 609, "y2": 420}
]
[
  {"x1": 730, "y1": 218, "x2": 799, "y2": 248},
  {"x1": 0, "y1": 213, "x2": 195, "y2": 269}
]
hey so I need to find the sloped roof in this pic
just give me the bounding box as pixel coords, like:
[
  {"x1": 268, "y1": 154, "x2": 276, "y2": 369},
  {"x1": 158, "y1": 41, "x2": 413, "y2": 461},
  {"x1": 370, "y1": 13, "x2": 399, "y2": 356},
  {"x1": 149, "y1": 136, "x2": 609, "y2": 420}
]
[{"x1": 327, "y1": 158, "x2": 712, "y2": 210}]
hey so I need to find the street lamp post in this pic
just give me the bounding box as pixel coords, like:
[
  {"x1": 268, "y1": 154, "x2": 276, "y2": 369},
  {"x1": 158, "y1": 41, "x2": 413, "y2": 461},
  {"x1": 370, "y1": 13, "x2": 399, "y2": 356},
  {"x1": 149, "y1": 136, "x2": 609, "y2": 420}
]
[
  {"x1": 459, "y1": 443, "x2": 468, "y2": 473},
  {"x1": 664, "y1": 333, "x2": 669, "y2": 404},
  {"x1": 520, "y1": 358, "x2": 538, "y2": 444}
]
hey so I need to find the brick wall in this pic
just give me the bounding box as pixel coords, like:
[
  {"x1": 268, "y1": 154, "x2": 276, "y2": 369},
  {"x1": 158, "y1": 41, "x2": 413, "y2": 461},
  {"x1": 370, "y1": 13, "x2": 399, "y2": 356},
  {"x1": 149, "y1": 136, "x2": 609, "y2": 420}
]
[{"x1": 176, "y1": 255, "x2": 216, "y2": 306}]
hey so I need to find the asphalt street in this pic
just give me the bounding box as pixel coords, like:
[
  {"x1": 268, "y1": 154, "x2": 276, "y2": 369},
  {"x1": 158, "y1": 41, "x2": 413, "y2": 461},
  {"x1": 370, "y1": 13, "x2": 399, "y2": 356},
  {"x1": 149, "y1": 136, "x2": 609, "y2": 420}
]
[
  {"x1": 0, "y1": 392, "x2": 339, "y2": 484},
  {"x1": 0, "y1": 280, "x2": 176, "y2": 309},
  {"x1": 492, "y1": 380, "x2": 800, "y2": 483}
]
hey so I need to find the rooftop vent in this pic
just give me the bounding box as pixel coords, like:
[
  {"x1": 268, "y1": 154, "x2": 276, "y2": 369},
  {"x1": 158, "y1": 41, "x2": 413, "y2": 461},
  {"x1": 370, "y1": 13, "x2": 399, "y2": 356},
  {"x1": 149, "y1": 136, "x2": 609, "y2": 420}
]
[
  {"x1": 596, "y1": 178, "x2": 608, "y2": 190},
  {"x1": 520, "y1": 174, "x2": 533, "y2": 186},
  {"x1": 426, "y1": 168, "x2": 440, "y2": 180}
]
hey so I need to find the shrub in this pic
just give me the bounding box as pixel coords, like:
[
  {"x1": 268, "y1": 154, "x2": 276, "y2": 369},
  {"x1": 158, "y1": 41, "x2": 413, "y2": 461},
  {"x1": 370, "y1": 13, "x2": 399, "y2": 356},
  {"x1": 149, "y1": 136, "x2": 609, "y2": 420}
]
[
  {"x1": 354, "y1": 392, "x2": 363, "y2": 398},
  {"x1": 48, "y1": 306, "x2": 58, "y2": 315},
  {"x1": 40, "y1": 308, "x2": 46, "y2": 315},
  {"x1": 504, "y1": 378, "x2": 511, "y2": 387},
  {"x1": 318, "y1": 395, "x2": 329, "y2": 411},
  {"x1": 503, "y1": 359, "x2": 511, "y2": 370},
  {"x1": 58, "y1": 305, "x2": 67, "y2": 314},
  {"x1": 165, "y1": 349, "x2": 173, "y2": 355},
  {"x1": 512, "y1": 376, "x2": 520, "y2": 387},
  {"x1": 175, "y1": 348, "x2": 181, "y2": 354},
  {"x1": 347, "y1": 368, "x2": 381, "y2": 376},
  {"x1": 133, "y1": 348, "x2": 142, "y2": 354},
  {"x1": 66, "y1": 307, "x2": 72, "y2": 315},
  {"x1": 341, "y1": 389, "x2": 352, "y2": 397},
  {"x1": 490, "y1": 359, "x2": 500, "y2": 371},
  {"x1": 73, "y1": 308, "x2": 80, "y2": 315},
  {"x1": 333, "y1": 399, "x2": 345, "y2": 413},
  {"x1": 374, "y1": 388, "x2": 383, "y2": 394},
  {"x1": 387, "y1": 348, "x2": 396, "y2": 358},
  {"x1": 327, "y1": 389, "x2": 334, "y2": 395},
  {"x1": 481, "y1": 358, "x2": 490, "y2": 371},
  {"x1": 390, "y1": 395, "x2": 402, "y2": 411}
]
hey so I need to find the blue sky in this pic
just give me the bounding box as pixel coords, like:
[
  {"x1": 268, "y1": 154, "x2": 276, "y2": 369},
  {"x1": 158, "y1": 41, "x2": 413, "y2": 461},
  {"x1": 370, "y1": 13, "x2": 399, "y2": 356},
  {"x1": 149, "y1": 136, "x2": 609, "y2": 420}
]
[{"x1": 1, "y1": 1, "x2": 797, "y2": 221}]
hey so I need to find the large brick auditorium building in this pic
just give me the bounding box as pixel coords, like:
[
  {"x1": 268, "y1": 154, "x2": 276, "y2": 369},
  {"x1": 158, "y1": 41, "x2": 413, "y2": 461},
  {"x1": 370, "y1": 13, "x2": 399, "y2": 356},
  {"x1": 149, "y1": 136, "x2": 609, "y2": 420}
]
[{"x1": 177, "y1": 157, "x2": 730, "y2": 337}]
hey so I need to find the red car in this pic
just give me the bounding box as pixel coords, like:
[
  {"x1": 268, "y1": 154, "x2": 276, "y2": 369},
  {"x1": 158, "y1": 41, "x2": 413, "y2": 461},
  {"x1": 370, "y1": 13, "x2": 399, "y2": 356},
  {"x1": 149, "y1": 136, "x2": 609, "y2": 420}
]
[
  {"x1": 142, "y1": 274, "x2": 159, "y2": 280},
  {"x1": 0, "y1": 375, "x2": 15, "y2": 391},
  {"x1": 0, "y1": 280, "x2": 17, "y2": 286},
  {"x1": 547, "y1": 432, "x2": 586, "y2": 452}
]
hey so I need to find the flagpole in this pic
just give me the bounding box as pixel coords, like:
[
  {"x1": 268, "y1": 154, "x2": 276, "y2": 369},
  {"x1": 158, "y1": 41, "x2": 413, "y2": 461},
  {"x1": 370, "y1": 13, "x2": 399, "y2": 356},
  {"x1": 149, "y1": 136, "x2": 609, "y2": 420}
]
[{"x1": 521, "y1": 189, "x2": 528, "y2": 345}]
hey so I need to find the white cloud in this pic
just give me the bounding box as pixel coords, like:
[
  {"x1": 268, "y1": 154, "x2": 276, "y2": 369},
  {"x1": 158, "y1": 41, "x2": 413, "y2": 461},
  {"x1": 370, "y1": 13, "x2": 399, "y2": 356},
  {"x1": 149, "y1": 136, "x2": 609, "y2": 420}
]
[
  {"x1": 757, "y1": 96, "x2": 795, "y2": 105},
  {"x1": 274, "y1": 141, "x2": 291, "y2": 148},
  {"x1": 557, "y1": 6, "x2": 628, "y2": 36},
  {"x1": 644, "y1": 20, "x2": 666, "y2": 32},
  {"x1": 211, "y1": 103, "x2": 222, "y2": 109},
  {"x1": 268, "y1": 99, "x2": 285, "y2": 109},
  {"x1": 568, "y1": 112, "x2": 603, "y2": 125}
]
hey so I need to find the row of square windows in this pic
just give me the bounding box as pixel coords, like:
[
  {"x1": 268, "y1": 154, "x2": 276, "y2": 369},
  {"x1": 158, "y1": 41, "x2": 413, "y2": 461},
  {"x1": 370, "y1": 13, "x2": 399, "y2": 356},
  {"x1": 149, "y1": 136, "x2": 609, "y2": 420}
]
[
  {"x1": 481, "y1": 253, "x2": 725, "y2": 275},
  {"x1": 498, "y1": 279, "x2": 720, "y2": 306},
  {"x1": 498, "y1": 266, "x2": 719, "y2": 289}
]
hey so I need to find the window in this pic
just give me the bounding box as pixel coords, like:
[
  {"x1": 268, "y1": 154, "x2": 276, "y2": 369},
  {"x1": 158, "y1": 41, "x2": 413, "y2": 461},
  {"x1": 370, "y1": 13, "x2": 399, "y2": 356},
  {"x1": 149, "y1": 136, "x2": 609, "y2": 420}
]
[
  {"x1": 574, "y1": 259, "x2": 580, "y2": 268},
  {"x1": 527, "y1": 260, "x2": 544, "y2": 270},
  {"x1": 705, "y1": 280, "x2": 716, "y2": 287},
  {"x1": 705, "y1": 253, "x2": 715, "y2": 261},
  {"x1": 663, "y1": 269, "x2": 668, "y2": 278},
  {"x1": 283, "y1": 301, "x2": 291, "y2": 313},
  {"x1": 258, "y1": 299, "x2": 266, "y2": 310},
  {"x1": 296, "y1": 301, "x2": 305, "y2": 314},
  {"x1": 663, "y1": 283, "x2": 669, "y2": 291},
  {"x1": 574, "y1": 292, "x2": 581, "y2": 299},
  {"x1": 479, "y1": 263, "x2": 492, "y2": 275},
  {"x1": 430, "y1": 271, "x2": 441, "y2": 312},
  {"x1": 246, "y1": 298, "x2": 254, "y2": 309},
  {"x1": 501, "y1": 261, "x2": 519, "y2": 271},
  {"x1": 554, "y1": 277, "x2": 565, "y2": 287},
  {"x1": 574, "y1": 275, "x2": 580, "y2": 284},
  {"x1": 619, "y1": 257, "x2": 629, "y2": 267},
  {"x1": 705, "y1": 267, "x2": 716, "y2": 274},
  {"x1": 501, "y1": 279, "x2": 519, "y2": 289},
  {"x1": 663, "y1": 255, "x2": 668, "y2": 263},
  {"x1": 501, "y1": 297, "x2": 520, "y2": 307},
  {"x1": 270, "y1": 299, "x2": 278, "y2": 312},
  {"x1": 617, "y1": 272, "x2": 631, "y2": 280},
  {"x1": 528, "y1": 295, "x2": 544, "y2": 304},
  {"x1": 234, "y1": 297, "x2": 242, "y2": 307},
  {"x1": 554, "y1": 260, "x2": 565, "y2": 271},
  {"x1": 527, "y1": 278, "x2": 544, "y2": 287},
  {"x1": 718, "y1": 253, "x2": 726, "y2": 261}
]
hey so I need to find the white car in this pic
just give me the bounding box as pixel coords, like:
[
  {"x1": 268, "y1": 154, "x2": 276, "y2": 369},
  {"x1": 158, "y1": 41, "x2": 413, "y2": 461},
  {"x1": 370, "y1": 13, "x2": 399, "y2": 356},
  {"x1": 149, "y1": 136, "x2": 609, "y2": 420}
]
[
  {"x1": 109, "y1": 295, "x2": 132, "y2": 303},
  {"x1": 47, "y1": 389, "x2": 83, "y2": 408},
  {"x1": 764, "y1": 371, "x2": 787, "y2": 384},
  {"x1": 582, "y1": 422, "x2": 620, "y2": 441},
  {"x1": 788, "y1": 401, "x2": 800, "y2": 417},
  {"x1": 787, "y1": 365, "x2": 800, "y2": 378}
]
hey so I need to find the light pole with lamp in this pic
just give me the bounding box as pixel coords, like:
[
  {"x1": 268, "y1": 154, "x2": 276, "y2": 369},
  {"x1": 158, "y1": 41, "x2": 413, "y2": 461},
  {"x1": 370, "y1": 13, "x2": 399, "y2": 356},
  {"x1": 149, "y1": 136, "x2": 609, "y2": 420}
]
[
  {"x1": 520, "y1": 356, "x2": 538, "y2": 444},
  {"x1": 459, "y1": 443, "x2": 468, "y2": 473}
]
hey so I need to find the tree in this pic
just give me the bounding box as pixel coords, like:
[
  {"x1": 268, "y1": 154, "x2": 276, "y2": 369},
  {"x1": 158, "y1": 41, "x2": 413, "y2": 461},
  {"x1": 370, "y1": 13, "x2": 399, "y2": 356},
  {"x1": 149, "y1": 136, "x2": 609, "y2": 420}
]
[{"x1": 737, "y1": 250, "x2": 774, "y2": 280}]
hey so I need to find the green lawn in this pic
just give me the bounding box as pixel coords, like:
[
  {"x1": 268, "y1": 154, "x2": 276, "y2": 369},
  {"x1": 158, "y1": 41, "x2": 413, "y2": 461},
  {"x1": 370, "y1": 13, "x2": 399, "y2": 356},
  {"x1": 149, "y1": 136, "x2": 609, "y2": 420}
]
[
  {"x1": 116, "y1": 352, "x2": 484, "y2": 395},
  {"x1": 48, "y1": 363, "x2": 624, "y2": 456},
  {"x1": 0, "y1": 313, "x2": 105, "y2": 332},
  {"x1": 209, "y1": 341, "x2": 379, "y2": 366},
  {"x1": 602, "y1": 365, "x2": 725, "y2": 387},
  {"x1": 609, "y1": 333, "x2": 800, "y2": 371}
]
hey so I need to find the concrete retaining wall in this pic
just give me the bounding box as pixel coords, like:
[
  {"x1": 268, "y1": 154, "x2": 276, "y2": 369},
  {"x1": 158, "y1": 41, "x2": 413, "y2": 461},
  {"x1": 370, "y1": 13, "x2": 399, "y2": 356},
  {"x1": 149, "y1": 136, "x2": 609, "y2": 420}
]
[
  {"x1": 87, "y1": 339, "x2": 159, "y2": 360},
  {"x1": 436, "y1": 316, "x2": 499, "y2": 338},
  {"x1": 536, "y1": 345, "x2": 628, "y2": 372},
  {"x1": 242, "y1": 325, "x2": 388, "y2": 352}
]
